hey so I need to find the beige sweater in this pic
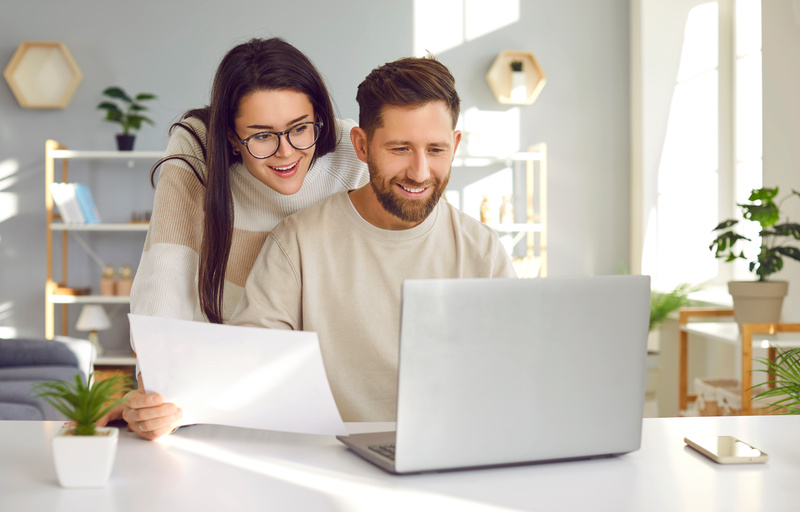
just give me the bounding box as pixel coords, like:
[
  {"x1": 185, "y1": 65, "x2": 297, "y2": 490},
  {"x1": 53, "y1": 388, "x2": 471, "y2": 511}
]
[
  {"x1": 229, "y1": 191, "x2": 518, "y2": 421},
  {"x1": 130, "y1": 117, "x2": 368, "y2": 323}
]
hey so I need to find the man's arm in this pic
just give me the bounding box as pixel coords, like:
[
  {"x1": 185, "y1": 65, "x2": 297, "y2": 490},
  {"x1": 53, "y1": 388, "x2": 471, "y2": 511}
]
[{"x1": 228, "y1": 231, "x2": 302, "y2": 330}]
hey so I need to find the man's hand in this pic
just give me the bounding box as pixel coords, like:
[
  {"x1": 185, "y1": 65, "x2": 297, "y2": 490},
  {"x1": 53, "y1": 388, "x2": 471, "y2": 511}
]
[{"x1": 121, "y1": 373, "x2": 183, "y2": 441}]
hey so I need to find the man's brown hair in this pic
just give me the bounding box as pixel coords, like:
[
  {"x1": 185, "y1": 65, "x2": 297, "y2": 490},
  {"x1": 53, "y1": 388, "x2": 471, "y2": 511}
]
[{"x1": 356, "y1": 57, "x2": 460, "y2": 139}]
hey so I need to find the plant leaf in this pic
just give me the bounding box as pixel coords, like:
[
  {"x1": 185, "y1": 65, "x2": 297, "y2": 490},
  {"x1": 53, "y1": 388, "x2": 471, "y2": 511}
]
[
  {"x1": 749, "y1": 187, "x2": 779, "y2": 202},
  {"x1": 742, "y1": 203, "x2": 780, "y2": 228},
  {"x1": 135, "y1": 93, "x2": 156, "y2": 101},
  {"x1": 102, "y1": 86, "x2": 132, "y2": 103},
  {"x1": 771, "y1": 223, "x2": 800, "y2": 240},
  {"x1": 712, "y1": 219, "x2": 738, "y2": 231},
  {"x1": 776, "y1": 246, "x2": 800, "y2": 262}
]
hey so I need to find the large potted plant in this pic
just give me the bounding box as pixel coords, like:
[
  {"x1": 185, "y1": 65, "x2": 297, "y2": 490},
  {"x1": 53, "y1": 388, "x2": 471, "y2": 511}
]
[
  {"x1": 97, "y1": 86, "x2": 157, "y2": 151},
  {"x1": 32, "y1": 373, "x2": 131, "y2": 488},
  {"x1": 710, "y1": 187, "x2": 800, "y2": 329}
]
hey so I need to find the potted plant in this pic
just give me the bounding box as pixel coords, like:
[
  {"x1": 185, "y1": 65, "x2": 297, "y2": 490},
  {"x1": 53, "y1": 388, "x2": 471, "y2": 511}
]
[
  {"x1": 97, "y1": 86, "x2": 157, "y2": 151},
  {"x1": 753, "y1": 348, "x2": 800, "y2": 414},
  {"x1": 649, "y1": 282, "x2": 699, "y2": 332},
  {"x1": 32, "y1": 372, "x2": 131, "y2": 488},
  {"x1": 710, "y1": 187, "x2": 800, "y2": 328}
]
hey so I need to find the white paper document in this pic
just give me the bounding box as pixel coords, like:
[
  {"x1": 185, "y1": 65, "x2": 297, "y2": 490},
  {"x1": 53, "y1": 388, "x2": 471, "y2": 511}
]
[{"x1": 128, "y1": 314, "x2": 346, "y2": 436}]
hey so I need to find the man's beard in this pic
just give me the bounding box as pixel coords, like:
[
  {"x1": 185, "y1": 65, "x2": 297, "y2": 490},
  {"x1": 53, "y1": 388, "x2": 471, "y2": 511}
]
[{"x1": 368, "y1": 159, "x2": 450, "y2": 225}]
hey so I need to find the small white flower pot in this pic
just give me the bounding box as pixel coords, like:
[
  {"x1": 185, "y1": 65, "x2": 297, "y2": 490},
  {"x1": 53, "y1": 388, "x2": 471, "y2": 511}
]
[{"x1": 52, "y1": 426, "x2": 119, "y2": 488}]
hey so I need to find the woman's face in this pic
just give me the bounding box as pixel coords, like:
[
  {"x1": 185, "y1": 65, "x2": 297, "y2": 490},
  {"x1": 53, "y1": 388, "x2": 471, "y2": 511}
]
[{"x1": 229, "y1": 89, "x2": 317, "y2": 195}]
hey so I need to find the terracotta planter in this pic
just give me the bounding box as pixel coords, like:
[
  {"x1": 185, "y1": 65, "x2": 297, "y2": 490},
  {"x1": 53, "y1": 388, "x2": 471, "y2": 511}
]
[
  {"x1": 52, "y1": 426, "x2": 119, "y2": 488},
  {"x1": 727, "y1": 281, "x2": 788, "y2": 330}
]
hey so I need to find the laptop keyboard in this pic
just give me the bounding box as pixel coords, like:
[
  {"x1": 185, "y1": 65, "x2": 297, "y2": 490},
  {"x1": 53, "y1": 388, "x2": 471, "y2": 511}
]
[{"x1": 368, "y1": 443, "x2": 396, "y2": 460}]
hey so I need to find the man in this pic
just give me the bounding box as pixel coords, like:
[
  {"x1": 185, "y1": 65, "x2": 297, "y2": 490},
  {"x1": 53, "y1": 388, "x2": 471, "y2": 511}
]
[{"x1": 228, "y1": 57, "x2": 517, "y2": 422}]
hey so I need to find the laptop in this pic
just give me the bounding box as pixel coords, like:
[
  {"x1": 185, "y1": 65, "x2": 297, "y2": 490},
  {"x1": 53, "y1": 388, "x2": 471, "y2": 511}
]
[{"x1": 337, "y1": 275, "x2": 651, "y2": 474}]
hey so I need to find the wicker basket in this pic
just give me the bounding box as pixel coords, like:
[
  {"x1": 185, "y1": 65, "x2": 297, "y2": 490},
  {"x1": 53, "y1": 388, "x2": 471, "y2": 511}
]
[
  {"x1": 717, "y1": 385, "x2": 789, "y2": 416},
  {"x1": 694, "y1": 378, "x2": 739, "y2": 416}
]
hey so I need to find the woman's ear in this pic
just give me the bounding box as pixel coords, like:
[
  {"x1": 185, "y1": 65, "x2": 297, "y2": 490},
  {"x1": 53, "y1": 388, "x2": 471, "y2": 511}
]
[{"x1": 350, "y1": 126, "x2": 369, "y2": 164}]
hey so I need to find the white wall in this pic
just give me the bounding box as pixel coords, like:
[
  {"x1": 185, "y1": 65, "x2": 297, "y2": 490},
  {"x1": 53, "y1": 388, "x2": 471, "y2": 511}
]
[
  {"x1": 0, "y1": 0, "x2": 631, "y2": 350},
  {"x1": 763, "y1": 0, "x2": 800, "y2": 319}
]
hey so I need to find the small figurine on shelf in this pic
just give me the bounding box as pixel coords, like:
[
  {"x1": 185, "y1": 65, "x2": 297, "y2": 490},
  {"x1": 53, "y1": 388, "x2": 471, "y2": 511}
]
[
  {"x1": 99, "y1": 264, "x2": 117, "y2": 296},
  {"x1": 499, "y1": 196, "x2": 514, "y2": 224},
  {"x1": 480, "y1": 195, "x2": 492, "y2": 224},
  {"x1": 116, "y1": 264, "x2": 134, "y2": 296}
]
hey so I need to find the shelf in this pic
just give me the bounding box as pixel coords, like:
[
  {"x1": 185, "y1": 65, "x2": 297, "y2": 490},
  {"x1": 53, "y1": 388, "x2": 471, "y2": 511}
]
[
  {"x1": 95, "y1": 354, "x2": 137, "y2": 367},
  {"x1": 50, "y1": 149, "x2": 164, "y2": 160},
  {"x1": 491, "y1": 223, "x2": 544, "y2": 233},
  {"x1": 3, "y1": 41, "x2": 82, "y2": 109},
  {"x1": 453, "y1": 151, "x2": 544, "y2": 169},
  {"x1": 486, "y1": 50, "x2": 547, "y2": 105},
  {"x1": 50, "y1": 295, "x2": 131, "y2": 305},
  {"x1": 681, "y1": 322, "x2": 800, "y2": 348},
  {"x1": 50, "y1": 222, "x2": 149, "y2": 232}
]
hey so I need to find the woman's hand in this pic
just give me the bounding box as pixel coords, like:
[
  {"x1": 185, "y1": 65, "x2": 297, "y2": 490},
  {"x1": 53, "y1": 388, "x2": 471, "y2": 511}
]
[{"x1": 122, "y1": 373, "x2": 183, "y2": 441}]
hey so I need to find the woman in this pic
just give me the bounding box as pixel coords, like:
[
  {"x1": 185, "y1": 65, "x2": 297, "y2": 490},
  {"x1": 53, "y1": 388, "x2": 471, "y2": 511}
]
[{"x1": 121, "y1": 38, "x2": 369, "y2": 439}]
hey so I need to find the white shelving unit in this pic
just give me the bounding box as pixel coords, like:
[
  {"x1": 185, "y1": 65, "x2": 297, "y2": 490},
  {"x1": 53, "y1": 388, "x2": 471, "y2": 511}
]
[
  {"x1": 452, "y1": 143, "x2": 547, "y2": 278},
  {"x1": 45, "y1": 140, "x2": 163, "y2": 371}
]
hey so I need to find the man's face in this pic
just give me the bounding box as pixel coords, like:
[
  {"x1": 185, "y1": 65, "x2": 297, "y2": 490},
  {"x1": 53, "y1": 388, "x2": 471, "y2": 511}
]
[{"x1": 362, "y1": 101, "x2": 461, "y2": 229}]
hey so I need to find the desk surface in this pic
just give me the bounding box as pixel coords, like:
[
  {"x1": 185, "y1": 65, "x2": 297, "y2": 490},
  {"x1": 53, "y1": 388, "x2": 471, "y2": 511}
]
[{"x1": 1, "y1": 416, "x2": 798, "y2": 511}]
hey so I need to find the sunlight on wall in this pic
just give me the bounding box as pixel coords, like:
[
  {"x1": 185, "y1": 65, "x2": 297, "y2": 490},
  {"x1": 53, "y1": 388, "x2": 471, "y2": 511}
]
[
  {"x1": 0, "y1": 301, "x2": 17, "y2": 338},
  {"x1": 413, "y1": 0, "x2": 520, "y2": 56},
  {"x1": 0, "y1": 159, "x2": 20, "y2": 225},
  {"x1": 162, "y1": 435, "x2": 505, "y2": 511}
]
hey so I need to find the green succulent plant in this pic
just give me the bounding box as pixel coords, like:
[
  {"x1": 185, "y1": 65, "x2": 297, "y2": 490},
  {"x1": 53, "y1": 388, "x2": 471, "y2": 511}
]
[
  {"x1": 32, "y1": 373, "x2": 132, "y2": 436},
  {"x1": 754, "y1": 348, "x2": 800, "y2": 414},
  {"x1": 97, "y1": 86, "x2": 157, "y2": 135},
  {"x1": 710, "y1": 187, "x2": 800, "y2": 281}
]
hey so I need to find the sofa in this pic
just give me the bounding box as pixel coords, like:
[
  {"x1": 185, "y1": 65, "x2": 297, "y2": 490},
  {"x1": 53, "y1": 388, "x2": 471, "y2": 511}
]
[{"x1": 0, "y1": 336, "x2": 94, "y2": 420}]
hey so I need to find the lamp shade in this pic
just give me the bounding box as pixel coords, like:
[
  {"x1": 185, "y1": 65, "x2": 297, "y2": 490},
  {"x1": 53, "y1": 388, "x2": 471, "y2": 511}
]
[{"x1": 75, "y1": 305, "x2": 111, "y2": 332}]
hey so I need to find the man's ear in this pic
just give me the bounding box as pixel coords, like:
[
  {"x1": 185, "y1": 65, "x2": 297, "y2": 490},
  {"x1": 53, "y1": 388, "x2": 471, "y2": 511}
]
[
  {"x1": 452, "y1": 130, "x2": 463, "y2": 159},
  {"x1": 350, "y1": 126, "x2": 369, "y2": 164}
]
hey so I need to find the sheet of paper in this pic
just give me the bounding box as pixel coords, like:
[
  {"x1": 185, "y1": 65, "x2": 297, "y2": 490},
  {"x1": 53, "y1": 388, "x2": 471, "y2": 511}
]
[{"x1": 128, "y1": 314, "x2": 346, "y2": 436}]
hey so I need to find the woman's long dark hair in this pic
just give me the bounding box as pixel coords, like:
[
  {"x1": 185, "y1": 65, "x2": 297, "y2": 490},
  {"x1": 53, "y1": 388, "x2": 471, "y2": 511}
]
[{"x1": 149, "y1": 37, "x2": 338, "y2": 323}]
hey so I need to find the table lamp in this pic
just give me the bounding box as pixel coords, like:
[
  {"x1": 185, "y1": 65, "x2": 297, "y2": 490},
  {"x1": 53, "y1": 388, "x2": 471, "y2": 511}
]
[{"x1": 76, "y1": 305, "x2": 111, "y2": 357}]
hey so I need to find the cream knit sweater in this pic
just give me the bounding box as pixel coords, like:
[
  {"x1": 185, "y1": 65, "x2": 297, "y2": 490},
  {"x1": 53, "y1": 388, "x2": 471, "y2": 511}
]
[{"x1": 230, "y1": 191, "x2": 518, "y2": 421}]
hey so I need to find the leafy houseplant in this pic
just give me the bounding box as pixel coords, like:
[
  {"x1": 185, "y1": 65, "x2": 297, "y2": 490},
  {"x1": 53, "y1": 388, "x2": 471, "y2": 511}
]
[
  {"x1": 709, "y1": 187, "x2": 800, "y2": 327},
  {"x1": 97, "y1": 86, "x2": 157, "y2": 151},
  {"x1": 710, "y1": 187, "x2": 800, "y2": 281},
  {"x1": 32, "y1": 373, "x2": 131, "y2": 488},
  {"x1": 753, "y1": 348, "x2": 800, "y2": 414}
]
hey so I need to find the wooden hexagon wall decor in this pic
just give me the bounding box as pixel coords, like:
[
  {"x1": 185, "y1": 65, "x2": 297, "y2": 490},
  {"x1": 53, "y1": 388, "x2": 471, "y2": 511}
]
[
  {"x1": 486, "y1": 50, "x2": 546, "y2": 105},
  {"x1": 3, "y1": 41, "x2": 83, "y2": 109}
]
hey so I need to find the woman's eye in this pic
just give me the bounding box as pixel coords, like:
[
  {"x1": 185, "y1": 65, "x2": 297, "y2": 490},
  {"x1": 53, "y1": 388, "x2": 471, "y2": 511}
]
[
  {"x1": 252, "y1": 133, "x2": 275, "y2": 142},
  {"x1": 291, "y1": 125, "x2": 308, "y2": 135}
]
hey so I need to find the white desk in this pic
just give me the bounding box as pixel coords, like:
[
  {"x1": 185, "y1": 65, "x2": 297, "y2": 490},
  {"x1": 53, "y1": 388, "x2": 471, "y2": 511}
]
[{"x1": 1, "y1": 416, "x2": 798, "y2": 511}]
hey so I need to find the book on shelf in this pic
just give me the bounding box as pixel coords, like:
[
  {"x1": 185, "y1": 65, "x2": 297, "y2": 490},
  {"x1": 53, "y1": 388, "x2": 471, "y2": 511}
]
[{"x1": 49, "y1": 183, "x2": 101, "y2": 224}]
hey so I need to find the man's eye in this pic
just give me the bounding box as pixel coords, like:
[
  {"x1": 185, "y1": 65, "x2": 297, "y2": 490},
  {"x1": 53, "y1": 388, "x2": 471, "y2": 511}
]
[{"x1": 392, "y1": 147, "x2": 409, "y2": 153}]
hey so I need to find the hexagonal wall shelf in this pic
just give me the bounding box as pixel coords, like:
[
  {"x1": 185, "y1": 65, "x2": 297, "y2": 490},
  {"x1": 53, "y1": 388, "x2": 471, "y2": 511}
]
[
  {"x1": 4, "y1": 41, "x2": 82, "y2": 109},
  {"x1": 486, "y1": 51, "x2": 546, "y2": 105}
]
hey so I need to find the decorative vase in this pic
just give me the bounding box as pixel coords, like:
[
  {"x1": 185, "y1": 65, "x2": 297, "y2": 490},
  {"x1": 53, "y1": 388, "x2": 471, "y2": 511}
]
[
  {"x1": 727, "y1": 281, "x2": 788, "y2": 330},
  {"x1": 116, "y1": 134, "x2": 135, "y2": 151},
  {"x1": 52, "y1": 426, "x2": 119, "y2": 488}
]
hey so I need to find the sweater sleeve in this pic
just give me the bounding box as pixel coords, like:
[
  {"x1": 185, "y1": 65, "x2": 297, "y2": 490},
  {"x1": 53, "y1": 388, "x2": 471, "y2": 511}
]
[
  {"x1": 228, "y1": 229, "x2": 302, "y2": 331},
  {"x1": 130, "y1": 119, "x2": 207, "y2": 323}
]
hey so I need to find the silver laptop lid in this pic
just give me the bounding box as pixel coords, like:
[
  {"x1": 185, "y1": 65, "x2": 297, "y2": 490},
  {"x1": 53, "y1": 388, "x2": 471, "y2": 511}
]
[{"x1": 394, "y1": 275, "x2": 650, "y2": 473}]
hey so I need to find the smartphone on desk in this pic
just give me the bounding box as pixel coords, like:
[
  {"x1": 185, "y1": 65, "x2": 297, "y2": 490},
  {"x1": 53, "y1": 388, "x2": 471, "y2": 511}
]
[{"x1": 684, "y1": 436, "x2": 768, "y2": 464}]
